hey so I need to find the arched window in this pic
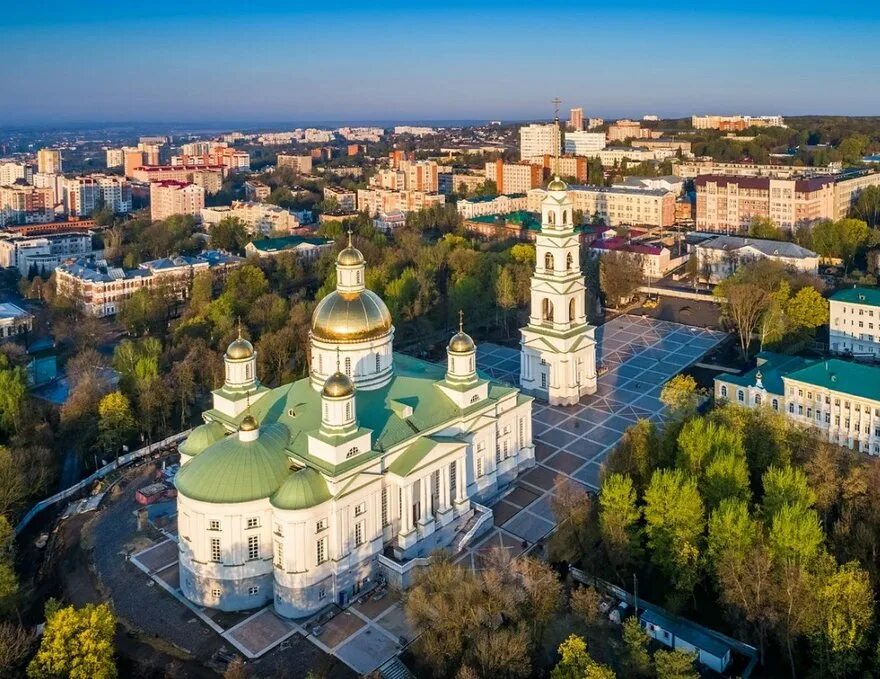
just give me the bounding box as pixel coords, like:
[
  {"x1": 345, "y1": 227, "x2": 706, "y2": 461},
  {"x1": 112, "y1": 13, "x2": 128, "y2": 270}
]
[
  {"x1": 245, "y1": 363, "x2": 252, "y2": 379},
  {"x1": 755, "y1": 393, "x2": 762, "y2": 406},
  {"x1": 720, "y1": 385, "x2": 727, "y2": 398},
  {"x1": 548, "y1": 211, "x2": 555, "y2": 225},
  {"x1": 542, "y1": 298, "x2": 553, "y2": 322},
  {"x1": 569, "y1": 298, "x2": 576, "y2": 321},
  {"x1": 375, "y1": 354, "x2": 381, "y2": 372},
  {"x1": 562, "y1": 210, "x2": 568, "y2": 225},
  {"x1": 344, "y1": 356, "x2": 351, "y2": 376},
  {"x1": 345, "y1": 402, "x2": 351, "y2": 420},
  {"x1": 772, "y1": 398, "x2": 779, "y2": 410},
  {"x1": 544, "y1": 252, "x2": 554, "y2": 271},
  {"x1": 737, "y1": 390, "x2": 744, "y2": 402},
  {"x1": 566, "y1": 252, "x2": 573, "y2": 270}
]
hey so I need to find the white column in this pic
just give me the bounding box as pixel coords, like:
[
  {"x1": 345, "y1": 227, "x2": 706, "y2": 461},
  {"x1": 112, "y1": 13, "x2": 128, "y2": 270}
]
[
  {"x1": 439, "y1": 465, "x2": 450, "y2": 511},
  {"x1": 419, "y1": 475, "x2": 431, "y2": 523},
  {"x1": 456, "y1": 458, "x2": 466, "y2": 500},
  {"x1": 400, "y1": 483, "x2": 413, "y2": 533}
]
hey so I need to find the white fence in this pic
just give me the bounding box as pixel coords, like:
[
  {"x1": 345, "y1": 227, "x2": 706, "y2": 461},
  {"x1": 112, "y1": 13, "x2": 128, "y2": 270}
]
[{"x1": 14, "y1": 429, "x2": 191, "y2": 535}]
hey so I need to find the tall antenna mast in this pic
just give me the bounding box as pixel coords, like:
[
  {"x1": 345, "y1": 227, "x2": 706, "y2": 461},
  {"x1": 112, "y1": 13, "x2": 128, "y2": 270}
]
[{"x1": 552, "y1": 97, "x2": 562, "y2": 178}]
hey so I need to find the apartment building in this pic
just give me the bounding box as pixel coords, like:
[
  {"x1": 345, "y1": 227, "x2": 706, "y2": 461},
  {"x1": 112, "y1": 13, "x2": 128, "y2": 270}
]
[
  {"x1": 131, "y1": 165, "x2": 225, "y2": 194},
  {"x1": 371, "y1": 160, "x2": 440, "y2": 193},
  {"x1": 0, "y1": 185, "x2": 55, "y2": 225},
  {"x1": 564, "y1": 131, "x2": 606, "y2": 155},
  {"x1": 200, "y1": 201, "x2": 300, "y2": 235},
  {"x1": 37, "y1": 149, "x2": 62, "y2": 175},
  {"x1": 150, "y1": 181, "x2": 205, "y2": 221},
  {"x1": 606, "y1": 120, "x2": 655, "y2": 142},
  {"x1": 0, "y1": 162, "x2": 33, "y2": 186},
  {"x1": 519, "y1": 123, "x2": 561, "y2": 160},
  {"x1": 276, "y1": 154, "x2": 313, "y2": 174},
  {"x1": 485, "y1": 160, "x2": 543, "y2": 194},
  {"x1": 569, "y1": 107, "x2": 584, "y2": 131},
  {"x1": 55, "y1": 251, "x2": 242, "y2": 317},
  {"x1": 0, "y1": 231, "x2": 93, "y2": 276},
  {"x1": 695, "y1": 175, "x2": 838, "y2": 232},
  {"x1": 589, "y1": 238, "x2": 686, "y2": 280},
  {"x1": 674, "y1": 161, "x2": 836, "y2": 180},
  {"x1": 587, "y1": 118, "x2": 604, "y2": 130},
  {"x1": 527, "y1": 185, "x2": 676, "y2": 227},
  {"x1": 174, "y1": 145, "x2": 250, "y2": 171},
  {"x1": 829, "y1": 287, "x2": 880, "y2": 358},
  {"x1": 105, "y1": 148, "x2": 124, "y2": 169},
  {"x1": 613, "y1": 176, "x2": 684, "y2": 195},
  {"x1": 594, "y1": 146, "x2": 675, "y2": 167},
  {"x1": 638, "y1": 138, "x2": 693, "y2": 156},
  {"x1": 457, "y1": 194, "x2": 528, "y2": 220},
  {"x1": 323, "y1": 186, "x2": 357, "y2": 212},
  {"x1": 440, "y1": 171, "x2": 486, "y2": 195},
  {"x1": 692, "y1": 235, "x2": 819, "y2": 284},
  {"x1": 245, "y1": 181, "x2": 271, "y2": 202},
  {"x1": 530, "y1": 155, "x2": 588, "y2": 183},
  {"x1": 715, "y1": 352, "x2": 880, "y2": 456},
  {"x1": 356, "y1": 188, "x2": 445, "y2": 216},
  {"x1": 63, "y1": 175, "x2": 132, "y2": 216},
  {"x1": 692, "y1": 115, "x2": 785, "y2": 130}
]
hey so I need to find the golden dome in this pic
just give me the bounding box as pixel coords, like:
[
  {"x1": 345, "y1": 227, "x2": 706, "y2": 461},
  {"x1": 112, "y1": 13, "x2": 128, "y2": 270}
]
[
  {"x1": 449, "y1": 331, "x2": 475, "y2": 353},
  {"x1": 322, "y1": 371, "x2": 354, "y2": 398},
  {"x1": 226, "y1": 337, "x2": 254, "y2": 360},
  {"x1": 337, "y1": 246, "x2": 365, "y2": 266},
  {"x1": 311, "y1": 290, "x2": 392, "y2": 343},
  {"x1": 239, "y1": 414, "x2": 258, "y2": 431},
  {"x1": 548, "y1": 176, "x2": 568, "y2": 192}
]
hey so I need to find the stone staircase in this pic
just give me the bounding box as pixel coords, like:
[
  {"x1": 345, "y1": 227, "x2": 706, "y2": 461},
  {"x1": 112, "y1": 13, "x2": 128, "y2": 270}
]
[{"x1": 379, "y1": 656, "x2": 416, "y2": 679}]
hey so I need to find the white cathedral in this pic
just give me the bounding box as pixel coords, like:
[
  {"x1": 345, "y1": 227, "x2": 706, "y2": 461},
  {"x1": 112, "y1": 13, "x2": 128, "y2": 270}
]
[{"x1": 174, "y1": 177, "x2": 596, "y2": 618}]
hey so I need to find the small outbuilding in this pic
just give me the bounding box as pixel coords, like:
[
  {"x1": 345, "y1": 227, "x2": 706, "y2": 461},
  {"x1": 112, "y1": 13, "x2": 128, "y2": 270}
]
[{"x1": 639, "y1": 608, "x2": 732, "y2": 673}]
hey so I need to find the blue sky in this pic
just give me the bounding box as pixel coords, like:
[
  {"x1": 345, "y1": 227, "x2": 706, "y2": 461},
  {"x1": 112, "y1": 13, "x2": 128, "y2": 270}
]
[{"x1": 2, "y1": 1, "x2": 879, "y2": 125}]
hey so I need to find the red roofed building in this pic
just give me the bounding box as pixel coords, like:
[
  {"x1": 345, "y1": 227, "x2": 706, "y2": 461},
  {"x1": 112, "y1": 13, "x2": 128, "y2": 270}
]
[{"x1": 589, "y1": 237, "x2": 687, "y2": 280}]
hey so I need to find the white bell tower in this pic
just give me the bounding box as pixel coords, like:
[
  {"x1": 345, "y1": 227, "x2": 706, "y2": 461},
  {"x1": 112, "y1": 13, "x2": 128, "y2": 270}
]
[{"x1": 519, "y1": 101, "x2": 597, "y2": 405}]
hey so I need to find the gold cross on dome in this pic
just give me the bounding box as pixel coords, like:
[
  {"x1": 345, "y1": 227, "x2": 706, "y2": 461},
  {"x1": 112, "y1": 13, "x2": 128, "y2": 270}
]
[{"x1": 458, "y1": 309, "x2": 464, "y2": 333}]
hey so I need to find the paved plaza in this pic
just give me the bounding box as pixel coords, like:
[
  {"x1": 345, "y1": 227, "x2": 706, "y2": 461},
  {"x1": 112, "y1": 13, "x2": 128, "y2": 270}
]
[{"x1": 128, "y1": 315, "x2": 725, "y2": 676}]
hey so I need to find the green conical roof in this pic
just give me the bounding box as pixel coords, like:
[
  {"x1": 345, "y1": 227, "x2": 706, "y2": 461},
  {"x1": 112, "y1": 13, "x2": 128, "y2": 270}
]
[
  {"x1": 175, "y1": 423, "x2": 291, "y2": 503},
  {"x1": 271, "y1": 467, "x2": 331, "y2": 510},
  {"x1": 179, "y1": 420, "x2": 227, "y2": 458}
]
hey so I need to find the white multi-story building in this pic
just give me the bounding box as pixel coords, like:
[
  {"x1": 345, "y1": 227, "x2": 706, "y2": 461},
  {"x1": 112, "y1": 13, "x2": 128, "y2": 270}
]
[
  {"x1": 564, "y1": 131, "x2": 606, "y2": 155},
  {"x1": 37, "y1": 149, "x2": 62, "y2": 175},
  {"x1": 201, "y1": 201, "x2": 300, "y2": 235},
  {"x1": 520, "y1": 176, "x2": 597, "y2": 405},
  {"x1": 692, "y1": 115, "x2": 785, "y2": 130},
  {"x1": 520, "y1": 123, "x2": 562, "y2": 161},
  {"x1": 0, "y1": 303, "x2": 33, "y2": 341},
  {"x1": 457, "y1": 194, "x2": 528, "y2": 220},
  {"x1": 323, "y1": 187, "x2": 357, "y2": 212},
  {"x1": 715, "y1": 351, "x2": 880, "y2": 455},
  {"x1": 150, "y1": 181, "x2": 205, "y2": 221},
  {"x1": 63, "y1": 175, "x2": 132, "y2": 216},
  {"x1": 527, "y1": 185, "x2": 676, "y2": 228},
  {"x1": 0, "y1": 162, "x2": 33, "y2": 186},
  {"x1": 276, "y1": 154, "x2": 313, "y2": 174},
  {"x1": 0, "y1": 231, "x2": 93, "y2": 277},
  {"x1": 356, "y1": 188, "x2": 445, "y2": 217},
  {"x1": 393, "y1": 126, "x2": 436, "y2": 136},
  {"x1": 829, "y1": 287, "x2": 880, "y2": 358},
  {"x1": 173, "y1": 239, "x2": 535, "y2": 616},
  {"x1": 692, "y1": 235, "x2": 819, "y2": 284},
  {"x1": 105, "y1": 148, "x2": 125, "y2": 169},
  {"x1": 594, "y1": 146, "x2": 674, "y2": 167}
]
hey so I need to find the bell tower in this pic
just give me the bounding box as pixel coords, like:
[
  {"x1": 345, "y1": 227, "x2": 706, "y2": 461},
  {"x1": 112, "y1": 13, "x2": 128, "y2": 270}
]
[{"x1": 519, "y1": 99, "x2": 597, "y2": 405}]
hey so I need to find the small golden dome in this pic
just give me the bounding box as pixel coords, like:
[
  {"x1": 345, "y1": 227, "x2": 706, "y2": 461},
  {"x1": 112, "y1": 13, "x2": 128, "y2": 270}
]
[
  {"x1": 322, "y1": 371, "x2": 354, "y2": 398},
  {"x1": 337, "y1": 246, "x2": 365, "y2": 266},
  {"x1": 239, "y1": 415, "x2": 258, "y2": 431},
  {"x1": 311, "y1": 290, "x2": 392, "y2": 343},
  {"x1": 226, "y1": 337, "x2": 254, "y2": 360},
  {"x1": 449, "y1": 331, "x2": 475, "y2": 353},
  {"x1": 548, "y1": 176, "x2": 567, "y2": 192}
]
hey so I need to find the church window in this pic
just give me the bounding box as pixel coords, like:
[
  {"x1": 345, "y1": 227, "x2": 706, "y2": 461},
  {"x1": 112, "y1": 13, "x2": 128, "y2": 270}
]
[
  {"x1": 246, "y1": 517, "x2": 259, "y2": 529},
  {"x1": 755, "y1": 393, "x2": 762, "y2": 406},
  {"x1": 245, "y1": 363, "x2": 252, "y2": 380},
  {"x1": 476, "y1": 456, "x2": 484, "y2": 478},
  {"x1": 317, "y1": 537, "x2": 328, "y2": 565},
  {"x1": 344, "y1": 357, "x2": 351, "y2": 376},
  {"x1": 470, "y1": 394, "x2": 479, "y2": 404},
  {"x1": 469, "y1": 357, "x2": 474, "y2": 372},
  {"x1": 248, "y1": 586, "x2": 260, "y2": 596},
  {"x1": 381, "y1": 488, "x2": 389, "y2": 526},
  {"x1": 318, "y1": 586, "x2": 326, "y2": 600},
  {"x1": 345, "y1": 402, "x2": 352, "y2": 420},
  {"x1": 375, "y1": 353, "x2": 381, "y2": 372},
  {"x1": 211, "y1": 588, "x2": 221, "y2": 598},
  {"x1": 544, "y1": 252, "x2": 554, "y2": 271},
  {"x1": 318, "y1": 354, "x2": 323, "y2": 373},
  {"x1": 569, "y1": 299, "x2": 576, "y2": 321},
  {"x1": 275, "y1": 541, "x2": 284, "y2": 568},
  {"x1": 519, "y1": 419, "x2": 524, "y2": 447},
  {"x1": 450, "y1": 461, "x2": 457, "y2": 501},
  {"x1": 210, "y1": 538, "x2": 221, "y2": 562},
  {"x1": 541, "y1": 372, "x2": 547, "y2": 389},
  {"x1": 563, "y1": 210, "x2": 568, "y2": 225},
  {"x1": 356, "y1": 270, "x2": 361, "y2": 284},
  {"x1": 566, "y1": 252, "x2": 573, "y2": 270},
  {"x1": 209, "y1": 520, "x2": 220, "y2": 531},
  {"x1": 355, "y1": 521, "x2": 365, "y2": 547},
  {"x1": 316, "y1": 518, "x2": 328, "y2": 533},
  {"x1": 247, "y1": 535, "x2": 260, "y2": 560},
  {"x1": 720, "y1": 385, "x2": 727, "y2": 398},
  {"x1": 548, "y1": 211, "x2": 555, "y2": 225},
  {"x1": 347, "y1": 445, "x2": 359, "y2": 458},
  {"x1": 772, "y1": 399, "x2": 779, "y2": 410},
  {"x1": 355, "y1": 502, "x2": 366, "y2": 516},
  {"x1": 542, "y1": 298, "x2": 553, "y2": 322}
]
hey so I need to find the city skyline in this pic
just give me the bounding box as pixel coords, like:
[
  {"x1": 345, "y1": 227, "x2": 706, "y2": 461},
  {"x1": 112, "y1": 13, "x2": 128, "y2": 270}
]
[{"x1": 2, "y1": 0, "x2": 879, "y2": 125}]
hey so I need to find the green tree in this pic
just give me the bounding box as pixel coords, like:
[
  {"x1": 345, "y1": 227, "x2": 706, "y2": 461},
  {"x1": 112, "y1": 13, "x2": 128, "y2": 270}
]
[
  {"x1": 495, "y1": 266, "x2": 517, "y2": 336},
  {"x1": 598, "y1": 473, "x2": 641, "y2": 573},
  {"x1": 703, "y1": 451, "x2": 750, "y2": 508},
  {"x1": 0, "y1": 355, "x2": 27, "y2": 434},
  {"x1": 210, "y1": 216, "x2": 249, "y2": 254},
  {"x1": 762, "y1": 465, "x2": 815, "y2": 518},
  {"x1": 599, "y1": 251, "x2": 644, "y2": 307},
  {"x1": 715, "y1": 276, "x2": 770, "y2": 359},
  {"x1": 659, "y1": 374, "x2": 701, "y2": 418},
  {"x1": 768, "y1": 503, "x2": 823, "y2": 565},
  {"x1": 621, "y1": 616, "x2": 651, "y2": 676},
  {"x1": 749, "y1": 216, "x2": 782, "y2": 240},
  {"x1": 220, "y1": 264, "x2": 269, "y2": 316},
  {"x1": 676, "y1": 419, "x2": 744, "y2": 477},
  {"x1": 653, "y1": 649, "x2": 699, "y2": 679},
  {"x1": 707, "y1": 498, "x2": 759, "y2": 566},
  {"x1": 851, "y1": 184, "x2": 880, "y2": 228},
  {"x1": 550, "y1": 635, "x2": 616, "y2": 679},
  {"x1": 28, "y1": 601, "x2": 117, "y2": 679},
  {"x1": 604, "y1": 419, "x2": 658, "y2": 491},
  {"x1": 838, "y1": 134, "x2": 869, "y2": 165},
  {"x1": 97, "y1": 392, "x2": 136, "y2": 456},
  {"x1": 0, "y1": 515, "x2": 19, "y2": 615},
  {"x1": 784, "y1": 286, "x2": 828, "y2": 332}
]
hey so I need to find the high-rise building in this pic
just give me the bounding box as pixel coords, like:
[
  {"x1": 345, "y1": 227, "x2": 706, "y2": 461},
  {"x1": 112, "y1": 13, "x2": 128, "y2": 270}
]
[
  {"x1": 568, "y1": 107, "x2": 584, "y2": 131},
  {"x1": 0, "y1": 162, "x2": 33, "y2": 186},
  {"x1": 106, "y1": 148, "x2": 125, "y2": 169},
  {"x1": 63, "y1": 175, "x2": 132, "y2": 216},
  {"x1": 519, "y1": 123, "x2": 561, "y2": 160},
  {"x1": 276, "y1": 154, "x2": 313, "y2": 174},
  {"x1": 150, "y1": 181, "x2": 205, "y2": 221},
  {"x1": 485, "y1": 160, "x2": 543, "y2": 194},
  {"x1": 563, "y1": 131, "x2": 606, "y2": 155},
  {"x1": 37, "y1": 149, "x2": 62, "y2": 175},
  {"x1": 520, "y1": 176, "x2": 597, "y2": 405}
]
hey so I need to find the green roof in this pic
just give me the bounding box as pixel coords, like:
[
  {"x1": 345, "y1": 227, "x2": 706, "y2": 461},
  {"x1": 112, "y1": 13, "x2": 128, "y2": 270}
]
[
  {"x1": 175, "y1": 423, "x2": 292, "y2": 503},
  {"x1": 179, "y1": 420, "x2": 227, "y2": 457},
  {"x1": 271, "y1": 467, "x2": 331, "y2": 510},
  {"x1": 717, "y1": 351, "x2": 880, "y2": 402},
  {"x1": 388, "y1": 437, "x2": 440, "y2": 477},
  {"x1": 249, "y1": 236, "x2": 330, "y2": 253},
  {"x1": 204, "y1": 352, "x2": 517, "y2": 477},
  {"x1": 829, "y1": 286, "x2": 880, "y2": 307}
]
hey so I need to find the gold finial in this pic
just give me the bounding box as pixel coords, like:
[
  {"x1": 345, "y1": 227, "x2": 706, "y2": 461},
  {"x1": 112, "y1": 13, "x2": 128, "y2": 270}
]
[
  {"x1": 347, "y1": 228, "x2": 353, "y2": 247},
  {"x1": 237, "y1": 316, "x2": 242, "y2": 340},
  {"x1": 336, "y1": 347, "x2": 341, "y2": 372},
  {"x1": 458, "y1": 309, "x2": 464, "y2": 333},
  {"x1": 552, "y1": 97, "x2": 562, "y2": 178}
]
